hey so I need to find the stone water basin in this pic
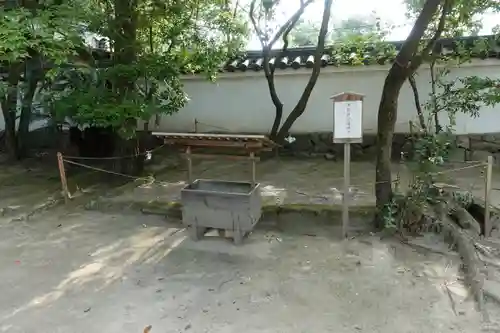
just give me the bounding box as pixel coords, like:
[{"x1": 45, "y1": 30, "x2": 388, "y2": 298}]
[{"x1": 181, "y1": 179, "x2": 262, "y2": 244}]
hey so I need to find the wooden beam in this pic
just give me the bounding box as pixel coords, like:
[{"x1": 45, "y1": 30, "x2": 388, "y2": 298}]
[
  {"x1": 152, "y1": 132, "x2": 268, "y2": 140},
  {"x1": 181, "y1": 153, "x2": 260, "y2": 161},
  {"x1": 164, "y1": 139, "x2": 264, "y2": 149}
]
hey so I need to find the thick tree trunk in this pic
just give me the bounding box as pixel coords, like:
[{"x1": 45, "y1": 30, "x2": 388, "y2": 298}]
[
  {"x1": 373, "y1": 0, "x2": 446, "y2": 229},
  {"x1": 374, "y1": 69, "x2": 407, "y2": 228},
  {"x1": 112, "y1": 0, "x2": 140, "y2": 175}
]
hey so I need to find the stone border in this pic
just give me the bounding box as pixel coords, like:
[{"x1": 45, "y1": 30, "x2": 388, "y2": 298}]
[{"x1": 85, "y1": 198, "x2": 376, "y2": 231}]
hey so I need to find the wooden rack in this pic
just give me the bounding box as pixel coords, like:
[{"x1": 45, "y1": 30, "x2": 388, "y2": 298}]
[{"x1": 152, "y1": 132, "x2": 277, "y2": 185}]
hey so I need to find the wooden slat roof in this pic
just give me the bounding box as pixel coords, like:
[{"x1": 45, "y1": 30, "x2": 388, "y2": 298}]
[{"x1": 152, "y1": 132, "x2": 277, "y2": 147}]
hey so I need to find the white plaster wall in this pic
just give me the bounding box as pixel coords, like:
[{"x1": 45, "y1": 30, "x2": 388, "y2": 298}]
[
  {"x1": 154, "y1": 59, "x2": 500, "y2": 135},
  {"x1": 2, "y1": 60, "x2": 499, "y2": 135},
  {"x1": 0, "y1": 101, "x2": 47, "y2": 132}
]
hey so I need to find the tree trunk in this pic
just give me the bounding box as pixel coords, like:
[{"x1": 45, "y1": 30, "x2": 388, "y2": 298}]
[
  {"x1": 274, "y1": 0, "x2": 333, "y2": 143},
  {"x1": 374, "y1": 69, "x2": 407, "y2": 228},
  {"x1": 3, "y1": 119, "x2": 17, "y2": 160},
  {"x1": 276, "y1": 100, "x2": 308, "y2": 143},
  {"x1": 264, "y1": 64, "x2": 283, "y2": 139},
  {"x1": 429, "y1": 61, "x2": 441, "y2": 133},
  {"x1": 112, "y1": 0, "x2": 139, "y2": 175},
  {"x1": 17, "y1": 75, "x2": 39, "y2": 158},
  {"x1": 408, "y1": 75, "x2": 427, "y2": 132},
  {"x1": 269, "y1": 104, "x2": 283, "y2": 140},
  {"x1": 1, "y1": 65, "x2": 21, "y2": 160},
  {"x1": 373, "y1": 0, "x2": 445, "y2": 229}
]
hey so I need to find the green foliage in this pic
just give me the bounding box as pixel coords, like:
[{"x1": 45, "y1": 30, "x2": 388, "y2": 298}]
[
  {"x1": 0, "y1": 0, "x2": 94, "y2": 158},
  {"x1": 0, "y1": 0, "x2": 248, "y2": 154},
  {"x1": 289, "y1": 18, "x2": 320, "y2": 47},
  {"x1": 0, "y1": 2, "x2": 85, "y2": 64},
  {"x1": 328, "y1": 34, "x2": 398, "y2": 66},
  {"x1": 434, "y1": 75, "x2": 500, "y2": 123},
  {"x1": 375, "y1": 0, "x2": 500, "y2": 231},
  {"x1": 382, "y1": 61, "x2": 500, "y2": 233},
  {"x1": 331, "y1": 15, "x2": 383, "y2": 40},
  {"x1": 44, "y1": 59, "x2": 187, "y2": 138},
  {"x1": 33, "y1": 0, "x2": 248, "y2": 138},
  {"x1": 290, "y1": 13, "x2": 385, "y2": 47},
  {"x1": 382, "y1": 68, "x2": 500, "y2": 232},
  {"x1": 405, "y1": 0, "x2": 500, "y2": 38},
  {"x1": 382, "y1": 129, "x2": 453, "y2": 231}
]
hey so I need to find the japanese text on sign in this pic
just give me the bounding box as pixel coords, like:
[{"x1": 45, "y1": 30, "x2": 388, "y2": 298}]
[{"x1": 333, "y1": 100, "x2": 362, "y2": 141}]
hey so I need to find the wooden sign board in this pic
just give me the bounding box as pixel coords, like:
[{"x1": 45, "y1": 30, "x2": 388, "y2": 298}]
[{"x1": 333, "y1": 100, "x2": 363, "y2": 143}]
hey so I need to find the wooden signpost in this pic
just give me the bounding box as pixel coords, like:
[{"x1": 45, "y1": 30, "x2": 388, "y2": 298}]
[{"x1": 331, "y1": 92, "x2": 364, "y2": 238}]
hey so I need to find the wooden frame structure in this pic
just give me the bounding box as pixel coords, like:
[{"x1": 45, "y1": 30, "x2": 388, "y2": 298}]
[{"x1": 152, "y1": 132, "x2": 277, "y2": 184}]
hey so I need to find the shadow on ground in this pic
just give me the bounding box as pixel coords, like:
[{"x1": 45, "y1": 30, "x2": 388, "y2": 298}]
[
  {"x1": 0, "y1": 209, "x2": 488, "y2": 333},
  {"x1": 1, "y1": 155, "x2": 500, "y2": 332}
]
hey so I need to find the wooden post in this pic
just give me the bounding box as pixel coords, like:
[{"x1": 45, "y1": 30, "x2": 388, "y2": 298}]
[
  {"x1": 343, "y1": 143, "x2": 351, "y2": 238},
  {"x1": 485, "y1": 155, "x2": 494, "y2": 237},
  {"x1": 250, "y1": 152, "x2": 256, "y2": 187},
  {"x1": 193, "y1": 119, "x2": 198, "y2": 133},
  {"x1": 186, "y1": 146, "x2": 193, "y2": 183},
  {"x1": 331, "y1": 91, "x2": 364, "y2": 239},
  {"x1": 57, "y1": 152, "x2": 69, "y2": 204},
  {"x1": 468, "y1": 137, "x2": 472, "y2": 161}
]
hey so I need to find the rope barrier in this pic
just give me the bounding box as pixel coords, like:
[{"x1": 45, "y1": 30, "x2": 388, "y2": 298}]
[
  {"x1": 62, "y1": 143, "x2": 167, "y2": 161},
  {"x1": 350, "y1": 162, "x2": 486, "y2": 188},
  {"x1": 63, "y1": 159, "x2": 150, "y2": 181},
  {"x1": 57, "y1": 144, "x2": 494, "y2": 234},
  {"x1": 194, "y1": 119, "x2": 417, "y2": 135},
  {"x1": 60, "y1": 151, "x2": 488, "y2": 196},
  {"x1": 194, "y1": 120, "x2": 232, "y2": 132},
  {"x1": 431, "y1": 163, "x2": 486, "y2": 176}
]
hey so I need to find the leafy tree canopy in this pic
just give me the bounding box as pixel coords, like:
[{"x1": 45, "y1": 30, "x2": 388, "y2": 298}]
[{"x1": 0, "y1": 0, "x2": 249, "y2": 159}]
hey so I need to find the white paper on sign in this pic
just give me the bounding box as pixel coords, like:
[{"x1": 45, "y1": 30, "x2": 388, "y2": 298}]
[{"x1": 333, "y1": 100, "x2": 362, "y2": 140}]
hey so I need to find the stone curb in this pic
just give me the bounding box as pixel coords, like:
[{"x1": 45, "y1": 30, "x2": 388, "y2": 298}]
[{"x1": 85, "y1": 198, "x2": 376, "y2": 228}]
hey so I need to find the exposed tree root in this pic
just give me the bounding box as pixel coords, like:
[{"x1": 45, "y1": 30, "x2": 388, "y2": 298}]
[
  {"x1": 439, "y1": 215, "x2": 486, "y2": 317},
  {"x1": 449, "y1": 201, "x2": 482, "y2": 235},
  {"x1": 410, "y1": 191, "x2": 490, "y2": 320},
  {"x1": 393, "y1": 184, "x2": 499, "y2": 322}
]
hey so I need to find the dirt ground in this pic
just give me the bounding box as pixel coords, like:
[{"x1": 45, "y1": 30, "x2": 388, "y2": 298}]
[
  {"x1": 0, "y1": 209, "x2": 491, "y2": 333},
  {"x1": 1, "y1": 156, "x2": 500, "y2": 332}
]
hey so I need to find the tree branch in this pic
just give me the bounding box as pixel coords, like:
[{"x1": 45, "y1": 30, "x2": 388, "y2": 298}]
[
  {"x1": 249, "y1": 0, "x2": 265, "y2": 48},
  {"x1": 408, "y1": 74, "x2": 427, "y2": 131},
  {"x1": 267, "y1": 0, "x2": 314, "y2": 47},
  {"x1": 272, "y1": 7, "x2": 300, "y2": 74},
  {"x1": 249, "y1": 0, "x2": 312, "y2": 137},
  {"x1": 409, "y1": 0, "x2": 454, "y2": 72},
  {"x1": 276, "y1": 0, "x2": 333, "y2": 140},
  {"x1": 394, "y1": 0, "x2": 443, "y2": 68},
  {"x1": 425, "y1": 0, "x2": 452, "y2": 56},
  {"x1": 249, "y1": 0, "x2": 314, "y2": 49}
]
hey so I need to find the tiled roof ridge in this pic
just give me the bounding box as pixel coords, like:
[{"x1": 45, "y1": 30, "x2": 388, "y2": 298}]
[{"x1": 224, "y1": 34, "x2": 500, "y2": 72}]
